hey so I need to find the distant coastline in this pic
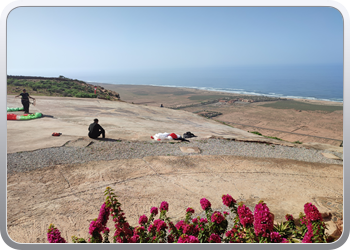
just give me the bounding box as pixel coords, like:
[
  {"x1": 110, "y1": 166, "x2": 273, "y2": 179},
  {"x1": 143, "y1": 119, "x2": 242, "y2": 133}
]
[{"x1": 92, "y1": 82, "x2": 343, "y2": 106}]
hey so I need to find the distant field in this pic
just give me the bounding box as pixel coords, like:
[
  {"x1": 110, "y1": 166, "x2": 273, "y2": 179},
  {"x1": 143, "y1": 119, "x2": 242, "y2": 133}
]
[
  {"x1": 132, "y1": 91, "x2": 149, "y2": 96},
  {"x1": 261, "y1": 100, "x2": 343, "y2": 112},
  {"x1": 188, "y1": 95, "x2": 234, "y2": 101},
  {"x1": 171, "y1": 90, "x2": 196, "y2": 95}
]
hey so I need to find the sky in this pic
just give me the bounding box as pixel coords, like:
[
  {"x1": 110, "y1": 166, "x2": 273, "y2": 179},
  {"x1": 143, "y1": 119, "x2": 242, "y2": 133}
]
[{"x1": 7, "y1": 7, "x2": 343, "y2": 78}]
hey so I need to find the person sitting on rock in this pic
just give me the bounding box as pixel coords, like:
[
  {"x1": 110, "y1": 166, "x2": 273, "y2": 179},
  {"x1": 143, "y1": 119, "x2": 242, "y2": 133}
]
[{"x1": 88, "y1": 118, "x2": 105, "y2": 139}]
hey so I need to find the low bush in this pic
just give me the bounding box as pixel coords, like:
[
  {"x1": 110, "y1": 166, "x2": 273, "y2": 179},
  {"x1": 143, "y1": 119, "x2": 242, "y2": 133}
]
[
  {"x1": 250, "y1": 131, "x2": 262, "y2": 136},
  {"x1": 47, "y1": 187, "x2": 336, "y2": 244}
]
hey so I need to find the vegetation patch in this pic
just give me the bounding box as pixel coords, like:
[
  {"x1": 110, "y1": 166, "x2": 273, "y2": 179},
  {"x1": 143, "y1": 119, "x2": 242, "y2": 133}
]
[
  {"x1": 250, "y1": 131, "x2": 262, "y2": 136},
  {"x1": 265, "y1": 136, "x2": 283, "y2": 141},
  {"x1": 260, "y1": 100, "x2": 342, "y2": 112},
  {"x1": 198, "y1": 111, "x2": 223, "y2": 118},
  {"x1": 47, "y1": 187, "x2": 336, "y2": 243},
  {"x1": 249, "y1": 131, "x2": 283, "y2": 141},
  {"x1": 7, "y1": 75, "x2": 120, "y2": 100}
]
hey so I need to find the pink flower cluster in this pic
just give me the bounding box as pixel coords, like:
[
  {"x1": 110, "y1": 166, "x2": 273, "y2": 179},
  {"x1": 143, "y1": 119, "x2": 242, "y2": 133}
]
[
  {"x1": 209, "y1": 233, "x2": 221, "y2": 243},
  {"x1": 237, "y1": 203, "x2": 254, "y2": 228},
  {"x1": 225, "y1": 225, "x2": 243, "y2": 243},
  {"x1": 300, "y1": 203, "x2": 325, "y2": 243},
  {"x1": 113, "y1": 207, "x2": 133, "y2": 243},
  {"x1": 150, "y1": 207, "x2": 158, "y2": 215},
  {"x1": 285, "y1": 214, "x2": 294, "y2": 221},
  {"x1": 211, "y1": 211, "x2": 225, "y2": 224},
  {"x1": 178, "y1": 235, "x2": 200, "y2": 243},
  {"x1": 47, "y1": 225, "x2": 67, "y2": 243},
  {"x1": 186, "y1": 207, "x2": 195, "y2": 214},
  {"x1": 129, "y1": 234, "x2": 140, "y2": 243},
  {"x1": 270, "y1": 232, "x2": 288, "y2": 243},
  {"x1": 48, "y1": 187, "x2": 330, "y2": 244},
  {"x1": 197, "y1": 218, "x2": 208, "y2": 233},
  {"x1": 302, "y1": 222, "x2": 314, "y2": 243},
  {"x1": 222, "y1": 194, "x2": 236, "y2": 207},
  {"x1": 88, "y1": 220, "x2": 103, "y2": 242},
  {"x1": 97, "y1": 202, "x2": 110, "y2": 227},
  {"x1": 200, "y1": 218, "x2": 208, "y2": 224},
  {"x1": 253, "y1": 202, "x2": 274, "y2": 237},
  {"x1": 300, "y1": 215, "x2": 308, "y2": 226},
  {"x1": 160, "y1": 201, "x2": 169, "y2": 211},
  {"x1": 200, "y1": 198, "x2": 211, "y2": 210},
  {"x1": 88, "y1": 202, "x2": 110, "y2": 242},
  {"x1": 175, "y1": 220, "x2": 199, "y2": 236},
  {"x1": 130, "y1": 226, "x2": 146, "y2": 243},
  {"x1": 175, "y1": 220, "x2": 185, "y2": 230},
  {"x1": 183, "y1": 224, "x2": 199, "y2": 235},
  {"x1": 138, "y1": 215, "x2": 148, "y2": 225},
  {"x1": 304, "y1": 203, "x2": 322, "y2": 222},
  {"x1": 150, "y1": 219, "x2": 168, "y2": 233}
]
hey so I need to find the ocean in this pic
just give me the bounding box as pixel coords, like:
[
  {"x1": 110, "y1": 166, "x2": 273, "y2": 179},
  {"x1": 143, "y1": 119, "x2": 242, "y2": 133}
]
[{"x1": 84, "y1": 64, "x2": 343, "y2": 103}]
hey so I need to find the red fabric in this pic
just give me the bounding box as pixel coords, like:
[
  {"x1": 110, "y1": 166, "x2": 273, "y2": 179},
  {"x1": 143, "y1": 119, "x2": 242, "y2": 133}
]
[
  {"x1": 169, "y1": 133, "x2": 178, "y2": 139},
  {"x1": 7, "y1": 114, "x2": 17, "y2": 120}
]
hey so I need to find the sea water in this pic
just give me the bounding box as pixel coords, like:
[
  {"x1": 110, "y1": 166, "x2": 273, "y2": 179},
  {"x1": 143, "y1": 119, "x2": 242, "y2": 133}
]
[{"x1": 85, "y1": 64, "x2": 343, "y2": 103}]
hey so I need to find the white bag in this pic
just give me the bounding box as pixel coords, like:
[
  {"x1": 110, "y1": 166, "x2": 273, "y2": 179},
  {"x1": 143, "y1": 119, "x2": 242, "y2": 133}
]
[{"x1": 151, "y1": 132, "x2": 172, "y2": 141}]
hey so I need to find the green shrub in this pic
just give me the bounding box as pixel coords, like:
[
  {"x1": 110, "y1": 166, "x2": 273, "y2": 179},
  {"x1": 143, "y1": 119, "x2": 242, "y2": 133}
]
[
  {"x1": 250, "y1": 131, "x2": 262, "y2": 136},
  {"x1": 266, "y1": 136, "x2": 283, "y2": 141}
]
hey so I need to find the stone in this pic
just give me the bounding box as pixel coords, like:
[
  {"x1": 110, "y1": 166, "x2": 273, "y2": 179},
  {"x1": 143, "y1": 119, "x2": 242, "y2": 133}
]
[
  {"x1": 180, "y1": 146, "x2": 201, "y2": 154},
  {"x1": 321, "y1": 212, "x2": 332, "y2": 219},
  {"x1": 321, "y1": 153, "x2": 342, "y2": 160},
  {"x1": 330, "y1": 219, "x2": 343, "y2": 239}
]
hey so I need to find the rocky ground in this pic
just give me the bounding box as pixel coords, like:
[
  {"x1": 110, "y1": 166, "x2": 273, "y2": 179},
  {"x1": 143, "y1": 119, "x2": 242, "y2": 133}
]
[{"x1": 8, "y1": 138, "x2": 343, "y2": 175}]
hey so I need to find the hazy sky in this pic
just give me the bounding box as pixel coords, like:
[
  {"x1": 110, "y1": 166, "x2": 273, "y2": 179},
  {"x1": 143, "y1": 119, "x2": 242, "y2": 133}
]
[{"x1": 7, "y1": 7, "x2": 343, "y2": 77}]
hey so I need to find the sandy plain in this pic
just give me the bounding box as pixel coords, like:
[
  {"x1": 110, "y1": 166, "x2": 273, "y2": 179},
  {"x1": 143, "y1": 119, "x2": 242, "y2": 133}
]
[
  {"x1": 6, "y1": 84, "x2": 343, "y2": 243},
  {"x1": 100, "y1": 84, "x2": 343, "y2": 146}
]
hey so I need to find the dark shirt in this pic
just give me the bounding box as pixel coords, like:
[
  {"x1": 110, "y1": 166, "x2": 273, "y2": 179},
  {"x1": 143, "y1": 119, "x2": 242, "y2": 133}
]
[
  {"x1": 20, "y1": 93, "x2": 29, "y2": 100},
  {"x1": 88, "y1": 123, "x2": 105, "y2": 138}
]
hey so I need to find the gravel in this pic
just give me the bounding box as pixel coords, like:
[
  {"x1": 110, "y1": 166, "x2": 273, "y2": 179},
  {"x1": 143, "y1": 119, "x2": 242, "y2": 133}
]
[{"x1": 7, "y1": 139, "x2": 343, "y2": 175}]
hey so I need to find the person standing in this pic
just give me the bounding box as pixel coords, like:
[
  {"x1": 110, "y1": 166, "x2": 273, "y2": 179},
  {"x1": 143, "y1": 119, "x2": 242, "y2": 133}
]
[
  {"x1": 88, "y1": 118, "x2": 105, "y2": 139},
  {"x1": 15, "y1": 89, "x2": 35, "y2": 114}
]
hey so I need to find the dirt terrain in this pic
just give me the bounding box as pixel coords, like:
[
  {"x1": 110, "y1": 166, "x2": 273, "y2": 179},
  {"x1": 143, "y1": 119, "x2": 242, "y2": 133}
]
[
  {"x1": 6, "y1": 86, "x2": 344, "y2": 243},
  {"x1": 7, "y1": 155, "x2": 343, "y2": 243},
  {"x1": 194, "y1": 102, "x2": 342, "y2": 146},
  {"x1": 100, "y1": 84, "x2": 343, "y2": 146}
]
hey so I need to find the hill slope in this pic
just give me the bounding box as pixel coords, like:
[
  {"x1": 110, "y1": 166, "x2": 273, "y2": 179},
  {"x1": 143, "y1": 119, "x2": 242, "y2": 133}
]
[{"x1": 7, "y1": 75, "x2": 120, "y2": 100}]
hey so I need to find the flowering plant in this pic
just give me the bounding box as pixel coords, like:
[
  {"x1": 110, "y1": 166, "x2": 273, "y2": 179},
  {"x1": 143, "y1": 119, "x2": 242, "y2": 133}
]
[
  {"x1": 48, "y1": 187, "x2": 336, "y2": 244},
  {"x1": 47, "y1": 224, "x2": 67, "y2": 243}
]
